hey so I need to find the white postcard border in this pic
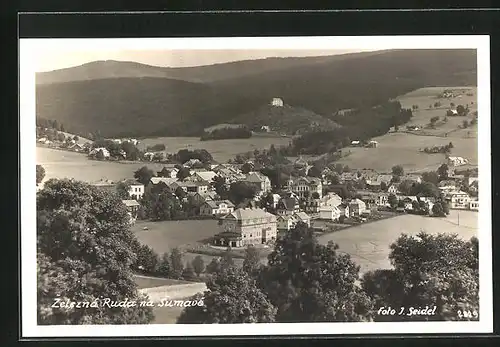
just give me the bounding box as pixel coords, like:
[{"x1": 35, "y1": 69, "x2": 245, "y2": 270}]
[{"x1": 20, "y1": 35, "x2": 492, "y2": 337}]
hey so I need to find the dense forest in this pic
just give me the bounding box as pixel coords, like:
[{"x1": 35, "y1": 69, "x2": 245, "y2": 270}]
[
  {"x1": 36, "y1": 49, "x2": 476, "y2": 138},
  {"x1": 229, "y1": 104, "x2": 340, "y2": 135},
  {"x1": 288, "y1": 101, "x2": 413, "y2": 155}
]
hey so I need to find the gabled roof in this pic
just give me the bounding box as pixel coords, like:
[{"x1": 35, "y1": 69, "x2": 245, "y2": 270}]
[
  {"x1": 277, "y1": 197, "x2": 298, "y2": 211},
  {"x1": 349, "y1": 198, "x2": 366, "y2": 206},
  {"x1": 122, "y1": 199, "x2": 140, "y2": 207},
  {"x1": 225, "y1": 208, "x2": 276, "y2": 222},
  {"x1": 150, "y1": 177, "x2": 178, "y2": 186},
  {"x1": 245, "y1": 172, "x2": 269, "y2": 183},
  {"x1": 195, "y1": 171, "x2": 218, "y2": 182},
  {"x1": 122, "y1": 179, "x2": 143, "y2": 186},
  {"x1": 294, "y1": 212, "x2": 310, "y2": 221}
]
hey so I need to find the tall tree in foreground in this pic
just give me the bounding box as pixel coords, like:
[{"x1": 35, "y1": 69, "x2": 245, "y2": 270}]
[
  {"x1": 362, "y1": 232, "x2": 479, "y2": 321},
  {"x1": 134, "y1": 166, "x2": 155, "y2": 186},
  {"x1": 36, "y1": 179, "x2": 154, "y2": 324},
  {"x1": 242, "y1": 245, "x2": 262, "y2": 275},
  {"x1": 177, "y1": 266, "x2": 277, "y2": 323},
  {"x1": 258, "y1": 222, "x2": 373, "y2": 322},
  {"x1": 169, "y1": 248, "x2": 184, "y2": 279},
  {"x1": 36, "y1": 164, "x2": 45, "y2": 186}
]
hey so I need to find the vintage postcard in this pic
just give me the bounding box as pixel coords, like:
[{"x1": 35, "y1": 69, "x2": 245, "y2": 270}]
[{"x1": 20, "y1": 35, "x2": 492, "y2": 337}]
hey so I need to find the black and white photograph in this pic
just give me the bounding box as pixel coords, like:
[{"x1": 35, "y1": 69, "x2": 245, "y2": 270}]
[{"x1": 20, "y1": 35, "x2": 492, "y2": 337}]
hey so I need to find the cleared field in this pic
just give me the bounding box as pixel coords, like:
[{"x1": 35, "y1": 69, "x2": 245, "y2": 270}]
[
  {"x1": 138, "y1": 135, "x2": 291, "y2": 162},
  {"x1": 335, "y1": 86, "x2": 478, "y2": 172},
  {"x1": 37, "y1": 147, "x2": 166, "y2": 184},
  {"x1": 396, "y1": 86, "x2": 477, "y2": 138},
  {"x1": 134, "y1": 275, "x2": 191, "y2": 289},
  {"x1": 317, "y1": 210, "x2": 478, "y2": 274},
  {"x1": 132, "y1": 220, "x2": 244, "y2": 269},
  {"x1": 336, "y1": 132, "x2": 477, "y2": 173}
]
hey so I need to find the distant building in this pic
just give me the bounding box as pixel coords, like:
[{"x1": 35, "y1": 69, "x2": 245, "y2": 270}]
[
  {"x1": 351, "y1": 140, "x2": 361, "y2": 146},
  {"x1": 277, "y1": 212, "x2": 311, "y2": 231},
  {"x1": 171, "y1": 181, "x2": 209, "y2": 195},
  {"x1": 213, "y1": 208, "x2": 277, "y2": 247},
  {"x1": 89, "y1": 147, "x2": 110, "y2": 159},
  {"x1": 318, "y1": 205, "x2": 341, "y2": 221},
  {"x1": 287, "y1": 177, "x2": 323, "y2": 199},
  {"x1": 367, "y1": 140, "x2": 378, "y2": 148},
  {"x1": 469, "y1": 199, "x2": 479, "y2": 211},
  {"x1": 447, "y1": 156, "x2": 469, "y2": 167},
  {"x1": 348, "y1": 199, "x2": 367, "y2": 217},
  {"x1": 446, "y1": 191, "x2": 471, "y2": 209},
  {"x1": 276, "y1": 197, "x2": 301, "y2": 216},
  {"x1": 122, "y1": 199, "x2": 140, "y2": 225},
  {"x1": 122, "y1": 179, "x2": 145, "y2": 200},
  {"x1": 271, "y1": 97, "x2": 284, "y2": 107},
  {"x1": 244, "y1": 172, "x2": 272, "y2": 196},
  {"x1": 261, "y1": 125, "x2": 271, "y2": 132},
  {"x1": 200, "y1": 200, "x2": 235, "y2": 217}
]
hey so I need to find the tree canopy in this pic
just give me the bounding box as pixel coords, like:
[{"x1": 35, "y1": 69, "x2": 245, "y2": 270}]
[
  {"x1": 362, "y1": 232, "x2": 479, "y2": 321},
  {"x1": 36, "y1": 179, "x2": 154, "y2": 324},
  {"x1": 36, "y1": 164, "x2": 46, "y2": 186}
]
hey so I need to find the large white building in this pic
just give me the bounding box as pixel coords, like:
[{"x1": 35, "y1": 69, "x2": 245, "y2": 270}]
[
  {"x1": 122, "y1": 179, "x2": 145, "y2": 200},
  {"x1": 287, "y1": 177, "x2": 323, "y2": 199},
  {"x1": 213, "y1": 208, "x2": 277, "y2": 247},
  {"x1": 271, "y1": 97, "x2": 284, "y2": 107},
  {"x1": 447, "y1": 156, "x2": 469, "y2": 167}
]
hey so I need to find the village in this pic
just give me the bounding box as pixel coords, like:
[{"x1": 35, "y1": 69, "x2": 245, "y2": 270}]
[{"x1": 87, "y1": 151, "x2": 478, "y2": 250}]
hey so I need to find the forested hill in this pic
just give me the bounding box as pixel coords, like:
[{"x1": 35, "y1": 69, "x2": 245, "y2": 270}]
[
  {"x1": 36, "y1": 50, "x2": 387, "y2": 85},
  {"x1": 229, "y1": 104, "x2": 340, "y2": 135},
  {"x1": 35, "y1": 49, "x2": 477, "y2": 139}
]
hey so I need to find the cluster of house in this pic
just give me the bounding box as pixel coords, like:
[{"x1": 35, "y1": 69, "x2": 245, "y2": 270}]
[
  {"x1": 350, "y1": 140, "x2": 378, "y2": 148},
  {"x1": 37, "y1": 136, "x2": 89, "y2": 153},
  {"x1": 89, "y1": 155, "x2": 479, "y2": 247}
]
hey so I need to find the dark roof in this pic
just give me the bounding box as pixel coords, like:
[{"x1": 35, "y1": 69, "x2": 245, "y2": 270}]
[{"x1": 278, "y1": 197, "x2": 298, "y2": 211}]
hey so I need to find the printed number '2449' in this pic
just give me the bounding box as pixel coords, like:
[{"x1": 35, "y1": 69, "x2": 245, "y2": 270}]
[{"x1": 457, "y1": 310, "x2": 479, "y2": 319}]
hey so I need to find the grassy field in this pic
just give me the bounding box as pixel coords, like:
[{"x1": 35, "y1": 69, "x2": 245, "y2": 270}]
[
  {"x1": 133, "y1": 275, "x2": 192, "y2": 289},
  {"x1": 335, "y1": 86, "x2": 478, "y2": 173},
  {"x1": 132, "y1": 220, "x2": 244, "y2": 269},
  {"x1": 138, "y1": 135, "x2": 291, "y2": 162},
  {"x1": 317, "y1": 210, "x2": 478, "y2": 274}
]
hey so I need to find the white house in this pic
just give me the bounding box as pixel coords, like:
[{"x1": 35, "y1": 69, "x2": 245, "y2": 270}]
[
  {"x1": 276, "y1": 212, "x2": 311, "y2": 231},
  {"x1": 447, "y1": 156, "x2": 469, "y2": 167},
  {"x1": 89, "y1": 147, "x2": 110, "y2": 159},
  {"x1": 348, "y1": 199, "x2": 367, "y2": 217},
  {"x1": 122, "y1": 199, "x2": 140, "y2": 225},
  {"x1": 277, "y1": 215, "x2": 297, "y2": 231},
  {"x1": 122, "y1": 179, "x2": 145, "y2": 200},
  {"x1": 200, "y1": 200, "x2": 235, "y2": 216},
  {"x1": 387, "y1": 184, "x2": 399, "y2": 194},
  {"x1": 271, "y1": 97, "x2": 284, "y2": 107},
  {"x1": 287, "y1": 177, "x2": 323, "y2": 199},
  {"x1": 447, "y1": 191, "x2": 471, "y2": 209},
  {"x1": 319, "y1": 205, "x2": 341, "y2": 221},
  {"x1": 469, "y1": 199, "x2": 479, "y2": 211},
  {"x1": 261, "y1": 125, "x2": 271, "y2": 132},
  {"x1": 351, "y1": 140, "x2": 361, "y2": 146}
]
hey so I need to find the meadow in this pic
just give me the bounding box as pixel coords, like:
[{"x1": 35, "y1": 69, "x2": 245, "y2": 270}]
[
  {"x1": 132, "y1": 220, "x2": 244, "y2": 270},
  {"x1": 36, "y1": 133, "x2": 290, "y2": 183},
  {"x1": 317, "y1": 210, "x2": 478, "y2": 274},
  {"x1": 335, "y1": 86, "x2": 478, "y2": 173},
  {"x1": 137, "y1": 135, "x2": 291, "y2": 162}
]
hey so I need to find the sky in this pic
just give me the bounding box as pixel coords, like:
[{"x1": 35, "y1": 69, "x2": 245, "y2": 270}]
[{"x1": 35, "y1": 49, "x2": 374, "y2": 72}]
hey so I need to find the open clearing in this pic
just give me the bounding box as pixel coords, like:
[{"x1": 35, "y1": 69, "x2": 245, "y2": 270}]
[
  {"x1": 138, "y1": 135, "x2": 291, "y2": 162},
  {"x1": 335, "y1": 86, "x2": 478, "y2": 173},
  {"x1": 132, "y1": 220, "x2": 244, "y2": 269},
  {"x1": 317, "y1": 210, "x2": 478, "y2": 274}
]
